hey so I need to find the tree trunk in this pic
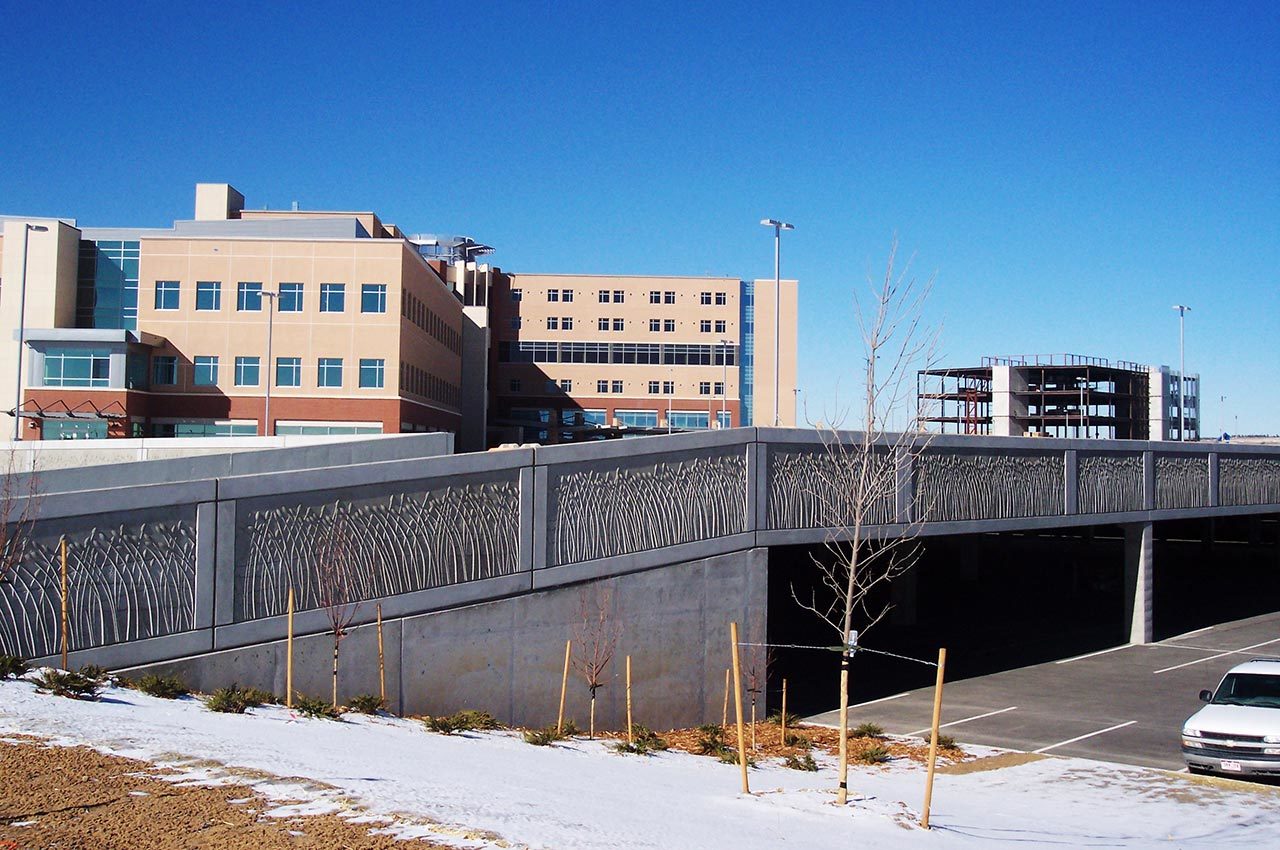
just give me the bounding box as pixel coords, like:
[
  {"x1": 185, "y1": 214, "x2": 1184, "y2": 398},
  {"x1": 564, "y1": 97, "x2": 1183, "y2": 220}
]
[
  {"x1": 332, "y1": 639, "x2": 340, "y2": 709},
  {"x1": 589, "y1": 694, "x2": 597, "y2": 739},
  {"x1": 836, "y1": 651, "x2": 851, "y2": 805}
]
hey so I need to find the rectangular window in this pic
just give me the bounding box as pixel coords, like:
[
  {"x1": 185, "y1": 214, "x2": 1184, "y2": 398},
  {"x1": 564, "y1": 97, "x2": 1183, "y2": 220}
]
[
  {"x1": 562, "y1": 317, "x2": 574, "y2": 330},
  {"x1": 583, "y1": 409, "x2": 607, "y2": 426},
  {"x1": 714, "y1": 319, "x2": 727, "y2": 333},
  {"x1": 616, "y1": 410, "x2": 658, "y2": 428},
  {"x1": 237, "y1": 282, "x2": 263, "y2": 312},
  {"x1": 613, "y1": 290, "x2": 625, "y2": 303},
  {"x1": 234, "y1": 356, "x2": 260, "y2": 387},
  {"x1": 562, "y1": 289, "x2": 574, "y2": 302},
  {"x1": 669, "y1": 411, "x2": 710, "y2": 429},
  {"x1": 648, "y1": 380, "x2": 661, "y2": 394},
  {"x1": 193, "y1": 355, "x2": 219, "y2": 386},
  {"x1": 717, "y1": 410, "x2": 731, "y2": 429},
  {"x1": 510, "y1": 378, "x2": 522, "y2": 392},
  {"x1": 317, "y1": 357, "x2": 343, "y2": 387},
  {"x1": 700, "y1": 292, "x2": 712, "y2": 305},
  {"x1": 320, "y1": 283, "x2": 346, "y2": 313},
  {"x1": 649, "y1": 291, "x2": 661, "y2": 304},
  {"x1": 41, "y1": 347, "x2": 111, "y2": 388},
  {"x1": 663, "y1": 319, "x2": 676, "y2": 332},
  {"x1": 649, "y1": 319, "x2": 661, "y2": 332},
  {"x1": 715, "y1": 292, "x2": 727, "y2": 306},
  {"x1": 511, "y1": 288, "x2": 523, "y2": 301},
  {"x1": 662, "y1": 380, "x2": 674, "y2": 394},
  {"x1": 714, "y1": 381, "x2": 725, "y2": 395},
  {"x1": 275, "y1": 357, "x2": 302, "y2": 387},
  {"x1": 598, "y1": 290, "x2": 610, "y2": 303},
  {"x1": 663, "y1": 291, "x2": 676, "y2": 304},
  {"x1": 547, "y1": 317, "x2": 559, "y2": 330},
  {"x1": 278, "y1": 282, "x2": 304, "y2": 312},
  {"x1": 700, "y1": 320, "x2": 712, "y2": 333},
  {"x1": 611, "y1": 380, "x2": 623, "y2": 394},
  {"x1": 154, "y1": 280, "x2": 180, "y2": 310},
  {"x1": 559, "y1": 379, "x2": 572, "y2": 391},
  {"x1": 359, "y1": 358, "x2": 385, "y2": 388},
  {"x1": 511, "y1": 316, "x2": 522, "y2": 330},
  {"x1": 597, "y1": 379, "x2": 609, "y2": 393},
  {"x1": 612, "y1": 318, "x2": 624, "y2": 331},
  {"x1": 547, "y1": 290, "x2": 560, "y2": 302},
  {"x1": 361, "y1": 284, "x2": 387, "y2": 313},
  {"x1": 195, "y1": 281, "x2": 221, "y2": 311},
  {"x1": 598, "y1": 318, "x2": 610, "y2": 331},
  {"x1": 152, "y1": 355, "x2": 177, "y2": 385},
  {"x1": 700, "y1": 381, "x2": 712, "y2": 395}
]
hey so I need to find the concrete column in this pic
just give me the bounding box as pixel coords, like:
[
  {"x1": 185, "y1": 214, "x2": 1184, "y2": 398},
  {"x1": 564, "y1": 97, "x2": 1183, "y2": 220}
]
[{"x1": 1123, "y1": 522, "x2": 1154, "y2": 644}]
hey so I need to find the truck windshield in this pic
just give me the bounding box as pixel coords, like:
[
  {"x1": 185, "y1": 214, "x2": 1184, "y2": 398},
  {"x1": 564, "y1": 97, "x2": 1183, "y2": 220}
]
[{"x1": 1212, "y1": 673, "x2": 1280, "y2": 708}]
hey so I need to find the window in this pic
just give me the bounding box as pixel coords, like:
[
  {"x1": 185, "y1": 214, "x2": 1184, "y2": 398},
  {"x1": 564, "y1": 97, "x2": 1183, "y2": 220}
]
[
  {"x1": 596, "y1": 380, "x2": 609, "y2": 393},
  {"x1": 153, "y1": 355, "x2": 177, "y2": 385},
  {"x1": 700, "y1": 292, "x2": 712, "y2": 305},
  {"x1": 234, "y1": 356, "x2": 260, "y2": 387},
  {"x1": 714, "y1": 320, "x2": 727, "y2": 333},
  {"x1": 649, "y1": 291, "x2": 661, "y2": 304},
  {"x1": 317, "y1": 357, "x2": 343, "y2": 387},
  {"x1": 700, "y1": 381, "x2": 712, "y2": 395},
  {"x1": 663, "y1": 319, "x2": 675, "y2": 332},
  {"x1": 663, "y1": 291, "x2": 675, "y2": 304},
  {"x1": 669, "y1": 411, "x2": 710, "y2": 429},
  {"x1": 359, "y1": 358, "x2": 385, "y2": 388},
  {"x1": 583, "y1": 410, "x2": 607, "y2": 426},
  {"x1": 42, "y1": 347, "x2": 111, "y2": 387},
  {"x1": 714, "y1": 381, "x2": 725, "y2": 395},
  {"x1": 548, "y1": 290, "x2": 560, "y2": 302},
  {"x1": 598, "y1": 290, "x2": 610, "y2": 303},
  {"x1": 156, "y1": 420, "x2": 257, "y2": 438},
  {"x1": 276, "y1": 423, "x2": 382, "y2": 436},
  {"x1": 193, "y1": 356, "x2": 219, "y2": 386},
  {"x1": 616, "y1": 410, "x2": 658, "y2": 428},
  {"x1": 649, "y1": 319, "x2": 661, "y2": 332},
  {"x1": 715, "y1": 292, "x2": 727, "y2": 305},
  {"x1": 320, "y1": 283, "x2": 345, "y2": 312},
  {"x1": 154, "y1": 281, "x2": 180, "y2": 310},
  {"x1": 562, "y1": 317, "x2": 574, "y2": 330},
  {"x1": 613, "y1": 290, "x2": 625, "y2": 303},
  {"x1": 276, "y1": 357, "x2": 302, "y2": 387},
  {"x1": 278, "y1": 282, "x2": 304, "y2": 312},
  {"x1": 662, "y1": 380, "x2": 674, "y2": 394},
  {"x1": 195, "y1": 281, "x2": 221, "y2": 311},
  {"x1": 237, "y1": 282, "x2": 263, "y2": 311},
  {"x1": 361, "y1": 284, "x2": 387, "y2": 313},
  {"x1": 545, "y1": 380, "x2": 559, "y2": 394},
  {"x1": 611, "y1": 380, "x2": 623, "y2": 393},
  {"x1": 511, "y1": 316, "x2": 522, "y2": 330},
  {"x1": 648, "y1": 381, "x2": 661, "y2": 394},
  {"x1": 700, "y1": 320, "x2": 712, "y2": 333},
  {"x1": 510, "y1": 378, "x2": 522, "y2": 392},
  {"x1": 598, "y1": 318, "x2": 610, "y2": 331},
  {"x1": 562, "y1": 289, "x2": 574, "y2": 302},
  {"x1": 547, "y1": 317, "x2": 559, "y2": 330},
  {"x1": 717, "y1": 410, "x2": 731, "y2": 429},
  {"x1": 612, "y1": 318, "x2": 624, "y2": 331},
  {"x1": 511, "y1": 288, "x2": 523, "y2": 302},
  {"x1": 559, "y1": 379, "x2": 572, "y2": 391}
]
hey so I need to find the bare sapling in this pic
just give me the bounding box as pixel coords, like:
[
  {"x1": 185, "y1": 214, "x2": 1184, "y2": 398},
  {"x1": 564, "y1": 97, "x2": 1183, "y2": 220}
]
[
  {"x1": 743, "y1": 641, "x2": 772, "y2": 752},
  {"x1": 793, "y1": 238, "x2": 939, "y2": 806},
  {"x1": 315, "y1": 511, "x2": 360, "y2": 709},
  {"x1": 571, "y1": 585, "x2": 621, "y2": 738},
  {"x1": 0, "y1": 450, "x2": 40, "y2": 585}
]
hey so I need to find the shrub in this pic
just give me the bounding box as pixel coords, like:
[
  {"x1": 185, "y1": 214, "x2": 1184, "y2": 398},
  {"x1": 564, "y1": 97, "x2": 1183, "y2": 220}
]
[
  {"x1": 936, "y1": 733, "x2": 958, "y2": 750},
  {"x1": 524, "y1": 726, "x2": 565, "y2": 746},
  {"x1": 851, "y1": 722, "x2": 884, "y2": 739},
  {"x1": 243, "y1": 687, "x2": 279, "y2": 705},
  {"x1": 0, "y1": 655, "x2": 27, "y2": 679},
  {"x1": 347, "y1": 693, "x2": 385, "y2": 715},
  {"x1": 694, "y1": 724, "x2": 729, "y2": 756},
  {"x1": 293, "y1": 693, "x2": 342, "y2": 720},
  {"x1": 135, "y1": 674, "x2": 188, "y2": 699},
  {"x1": 613, "y1": 724, "x2": 669, "y2": 755},
  {"x1": 717, "y1": 748, "x2": 755, "y2": 768},
  {"x1": 79, "y1": 664, "x2": 111, "y2": 684},
  {"x1": 784, "y1": 731, "x2": 812, "y2": 749},
  {"x1": 855, "y1": 743, "x2": 892, "y2": 764},
  {"x1": 32, "y1": 668, "x2": 103, "y2": 700},
  {"x1": 205, "y1": 685, "x2": 264, "y2": 714},
  {"x1": 784, "y1": 752, "x2": 819, "y2": 771},
  {"x1": 425, "y1": 709, "x2": 501, "y2": 735},
  {"x1": 766, "y1": 710, "x2": 785, "y2": 725}
]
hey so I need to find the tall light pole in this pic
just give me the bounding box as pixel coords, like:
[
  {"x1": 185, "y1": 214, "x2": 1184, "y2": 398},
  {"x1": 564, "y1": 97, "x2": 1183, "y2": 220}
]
[
  {"x1": 261, "y1": 290, "x2": 277, "y2": 437},
  {"x1": 719, "y1": 337, "x2": 731, "y2": 428},
  {"x1": 1172, "y1": 304, "x2": 1190, "y2": 441},
  {"x1": 13, "y1": 223, "x2": 49, "y2": 441},
  {"x1": 760, "y1": 218, "x2": 793, "y2": 427}
]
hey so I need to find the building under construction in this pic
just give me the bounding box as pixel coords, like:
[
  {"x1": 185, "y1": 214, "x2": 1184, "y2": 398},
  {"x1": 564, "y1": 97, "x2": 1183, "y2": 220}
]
[{"x1": 918, "y1": 354, "x2": 1200, "y2": 441}]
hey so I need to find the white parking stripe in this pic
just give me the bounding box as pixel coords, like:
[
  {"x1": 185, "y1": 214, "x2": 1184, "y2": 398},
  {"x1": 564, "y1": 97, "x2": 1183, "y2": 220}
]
[
  {"x1": 1152, "y1": 637, "x2": 1280, "y2": 674},
  {"x1": 849, "y1": 692, "x2": 910, "y2": 709},
  {"x1": 1055, "y1": 644, "x2": 1130, "y2": 664},
  {"x1": 1034, "y1": 721, "x2": 1137, "y2": 754},
  {"x1": 906, "y1": 706, "x2": 1018, "y2": 737}
]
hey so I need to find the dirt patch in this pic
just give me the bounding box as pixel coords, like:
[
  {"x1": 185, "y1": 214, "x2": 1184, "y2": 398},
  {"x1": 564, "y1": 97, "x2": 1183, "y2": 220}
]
[
  {"x1": 0, "y1": 737, "x2": 447, "y2": 849},
  {"x1": 936, "y1": 751, "x2": 1046, "y2": 775}
]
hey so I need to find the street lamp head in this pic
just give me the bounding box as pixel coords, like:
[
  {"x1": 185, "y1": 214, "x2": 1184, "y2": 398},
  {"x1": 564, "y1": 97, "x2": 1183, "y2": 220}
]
[
  {"x1": 27, "y1": 224, "x2": 49, "y2": 233},
  {"x1": 759, "y1": 219, "x2": 794, "y2": 230},
  {"x1": 1172, "y1": 304, "x2": 1190, "y2": 313}
]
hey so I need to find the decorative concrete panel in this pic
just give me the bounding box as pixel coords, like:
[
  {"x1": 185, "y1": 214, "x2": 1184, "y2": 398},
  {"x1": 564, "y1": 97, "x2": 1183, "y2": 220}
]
[
  {"x1": 1155, "y1": 455, "x2": 1210, "y2": 510},
  {"x1": 917, "y1": 450, "x2": 1064, "y2": 521},
  {"x1": 766, "y1": 445, "x2": 895, "y2": 530},
  {"x1": 234, "y1": 474, "x2": 520, "y2": 622},
  {"x1": 547, "y1": 447, "x2": 747, "y2": 567},
  {"x1": 0, "y1": 507, "x2": 197, "y2": 658},
  {"x1": 1078, "y1": 453, "x2": 1144, "y2": 514},
  {"x1": 1219, "y1": 456, "x2": 1280, "y2": 507}
]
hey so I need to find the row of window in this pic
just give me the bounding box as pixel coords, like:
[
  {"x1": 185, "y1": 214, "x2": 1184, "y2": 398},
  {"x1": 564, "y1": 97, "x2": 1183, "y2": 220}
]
[
  {"x1": 498, "y1": 341, "x2": 738, "y2": 366},
  {"x1": 508, "y1": 379, "x2": 573, "y2": 394},
  {"x1": 402, "y1": 291, "x2": 462, "y2": 355},
  {"x1": 152, "y1": 355, "x2": 386, "y2": 389},
  {"x1": 153, "y1": 281, "x2": 388, "y2": 314},
  {"x1": 505, "y1": 378, "x2": 727, "y2": 396},
  {"x1": 400, "y1": 361, "x2": 461, "y2": 407},
  {"x1": 508, "y1": 288, "x2": 730, "y2": 306}
]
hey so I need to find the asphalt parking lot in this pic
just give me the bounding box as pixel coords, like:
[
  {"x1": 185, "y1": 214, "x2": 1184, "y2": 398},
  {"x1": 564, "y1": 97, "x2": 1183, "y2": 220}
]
[{"x1": 808, "y1": 611, "x2": 1280, "y2": 771}]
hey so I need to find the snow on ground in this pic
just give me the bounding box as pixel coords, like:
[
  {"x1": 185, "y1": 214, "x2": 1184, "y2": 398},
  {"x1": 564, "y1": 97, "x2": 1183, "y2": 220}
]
[{"x1": 2, "y1": 675, "x2": 1279, "y2": 849}]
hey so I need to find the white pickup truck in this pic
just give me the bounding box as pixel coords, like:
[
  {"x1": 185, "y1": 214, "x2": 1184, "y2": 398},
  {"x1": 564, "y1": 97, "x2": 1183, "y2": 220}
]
[{"x1": 1181, "y1": 658, "x2": 1280, "y2": 777}]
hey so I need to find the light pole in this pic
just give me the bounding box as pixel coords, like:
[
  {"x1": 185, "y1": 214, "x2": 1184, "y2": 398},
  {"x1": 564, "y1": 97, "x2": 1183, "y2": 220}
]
[
  {"x1": 719, "y1": 337, "x2": 731, "y2": 428},
  {"x1": 1172, "y1": 304, "x2": 1190, "y2": 441},
  {"x1": 13, "y1": 223, "x2": 49, "y2": 441},
  {"x1": 261, "y1": 290, "x2": 277, "y2": 437},
  {"x1": 760, "y1": 218, "x2": 793, "y2": 427}
]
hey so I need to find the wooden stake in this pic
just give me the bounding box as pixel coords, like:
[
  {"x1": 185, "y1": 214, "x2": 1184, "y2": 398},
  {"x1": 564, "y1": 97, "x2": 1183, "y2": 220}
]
[
  {"x1": 730, "y1": 621, "x2": 749, "y2": 794},
  {"x1": 781, "y1": 678, "x2": 788, "y2": 746},
  {"x1": 59, "y1": 536, "x2": 68, "y2": 671},
  {"x1": 286, "y1": 586, "x2": 295, "y2": 709},
  {"x1": 751, "y1": 701, "x2": 757, "y2": 751},
  {"x1": 626, "y1": 655, "x2": 634, "y2": 745},
  {"x1": 722, "y1": 667, "x2": 730, "y2": 727},
  {"x1": 376, "y1": 603, "x2": 386, "y2": 705},
  {"x1": 557, "y1": 638, "x2": 571, "y2": 735},
  {"x1": 921, "y1": 647, "x2": 948, "y2": 830}
]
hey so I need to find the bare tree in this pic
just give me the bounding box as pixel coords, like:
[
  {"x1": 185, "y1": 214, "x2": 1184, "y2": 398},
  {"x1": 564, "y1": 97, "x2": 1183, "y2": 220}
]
[
  {"x1": 315, "y1": 511, "x2": 360, "y2": 709},
  {"x1": 743, "y1": 643, "x2": 772, "y2": 751},
  {"x1": 0, "y1": 450, "x2": 40, "y2": 585},
  {"x1": 571, "y1": 585, "x2": 622, "y2": 738},
  {"x1": 794, "y1": 238, "x2": 939, "y2": 805}
]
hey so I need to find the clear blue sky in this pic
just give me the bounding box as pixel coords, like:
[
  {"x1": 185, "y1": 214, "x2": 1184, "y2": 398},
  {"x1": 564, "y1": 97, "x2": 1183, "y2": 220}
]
[{"x1": 3, "y1": 2, "x2": 1276, "y2": 433}]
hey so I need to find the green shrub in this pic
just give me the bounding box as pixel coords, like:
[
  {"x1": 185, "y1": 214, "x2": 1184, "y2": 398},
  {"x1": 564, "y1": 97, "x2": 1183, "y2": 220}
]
[
  {"x1": 347, "y1": 693, "x2": 385, "y2": 715},
  {"x1": 851, "y1": 722, "x2": 884, "y2": 738},
  {"x1": 425, "y1": 709, "x2": 501, "y2": 735},
  {"x1": 766, "y1": 710, "x2": 785, "y2": 725},
  {"x1": 784, "y1": 731, "x2": 812, "y2": 749},
  {"x1": 243, "y1": 687, "x2": 279, "y2": 705},
  {"x1": 32, "y1": 668, "x2": 103, "y2": 700},
  {"x1": 855, "y1": 743, "x2": 892, "y2": 764},
  {"x1": 205, "y1": 684, "x2": 264, "y2": 714},
  {"x1": 694, "y1": 724, "x2": 729, "y2": 756},
  {"x1": 613, "y1": 724, "x2": 670, "y2": 755},
  {"x1": 936, "y1": 733, "x2": 958, "y2": 750},
  {"x1": 79, "y1": 664, "x2": 111, "y2": 684},
  {"x1": 293, "y1": 693, "x2": 342, "y2": 720},
  {"x1": 0, "y1": 654, "x2": 27, "y2": 679},
  {"x1": 523, "y1": 726, "x2": 564, "y2": 746},
  {"x1": 717, "y1": 748, "x2": 755, "y2": 768},
  {"x1": 784, "y1": 752, "x2": 819, "y2": 771},
  {"x1": 135, "y1": 674, "x2": 188, "y2": 699}
]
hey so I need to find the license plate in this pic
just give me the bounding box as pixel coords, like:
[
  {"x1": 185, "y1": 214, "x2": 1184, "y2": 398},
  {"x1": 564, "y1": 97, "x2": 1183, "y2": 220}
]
[{"x1": 1221, "y1": 760, "x2": 1243, "y2": 772}]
